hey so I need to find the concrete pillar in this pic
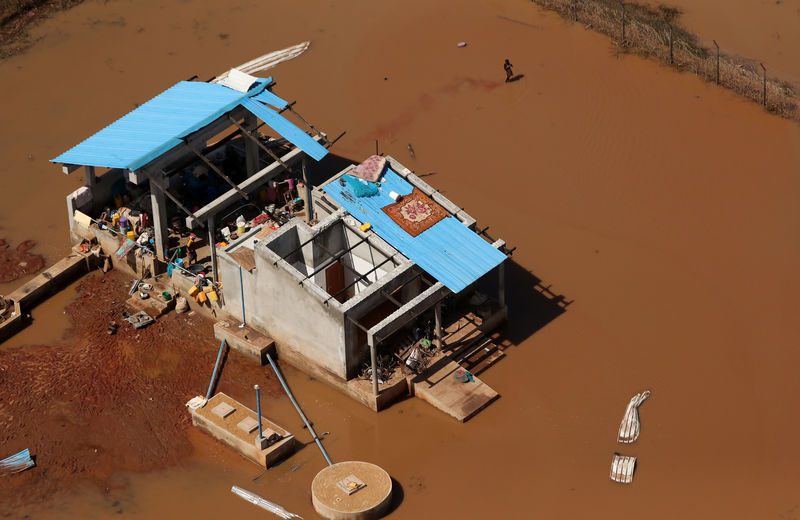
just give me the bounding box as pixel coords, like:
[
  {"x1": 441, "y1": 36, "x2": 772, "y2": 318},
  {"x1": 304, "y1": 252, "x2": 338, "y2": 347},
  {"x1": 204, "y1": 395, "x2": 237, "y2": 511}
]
[
  {"x1": 244, "y1": 113, "x2": 259, "y2": 177},
  {"x1": 66, "y1": 194, "x2": 76, "y2": 234},
  {"x1": 84, "y1": 166, "x2": 96, "y2": 187},
  {"x1": 498, "y1": 261, "x2": 506, "y2": 307},
  {"x1": 150, "y1": 182, "x2": 169, "y2": 260},
  {"x1": 368, "y1": 334, "x2": 378, "y2": 396},
  {"x1": 208, "y1": 214, "x2": 218, "y2": 281},
  {"x1": 301, "y1": 157, "x2": 313, "y2": 220},
  {"x1": 434, "y1": 301, "x2": 442, "y2": 350}
]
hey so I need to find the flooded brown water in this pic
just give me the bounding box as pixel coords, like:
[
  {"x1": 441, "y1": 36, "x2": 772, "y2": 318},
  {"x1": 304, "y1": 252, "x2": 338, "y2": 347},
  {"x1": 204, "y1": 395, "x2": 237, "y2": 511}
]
[{"x1": 1, "y1": 0, "x2": 799, "y2": 518}]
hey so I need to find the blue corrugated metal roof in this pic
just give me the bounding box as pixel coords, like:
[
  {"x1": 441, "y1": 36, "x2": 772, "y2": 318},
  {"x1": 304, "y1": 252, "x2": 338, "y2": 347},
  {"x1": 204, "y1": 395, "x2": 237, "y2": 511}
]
[
  {"x1": 50, "y1": 76, "x2": 326, "y2": 169},
  {"x1": 240, "y1": 98, "x2": 328, "y2": 161},
  {"x1": 322, "y1": 169, "x2": 506, "y2": 293},
  {"x1": 252, "y1": 88, "x2": 288, "y2": 109}
]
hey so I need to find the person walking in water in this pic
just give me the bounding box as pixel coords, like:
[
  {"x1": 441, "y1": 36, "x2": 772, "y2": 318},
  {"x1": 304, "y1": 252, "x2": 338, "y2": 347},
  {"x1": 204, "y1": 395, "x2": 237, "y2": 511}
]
[{"x1": 504, "y1": 59, "x2": 514, "y2": 82}]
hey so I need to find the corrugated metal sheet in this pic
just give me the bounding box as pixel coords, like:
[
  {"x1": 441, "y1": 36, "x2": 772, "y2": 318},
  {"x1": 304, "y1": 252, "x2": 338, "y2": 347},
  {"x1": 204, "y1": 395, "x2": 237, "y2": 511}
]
[
  {"x1": 240, "y1": 98, "x2": 327, "y2": 161},
  {"x1": 252, "y1": 89, "x2": 288, "y2": 109},
  {"x1": 51, "y1": 80, "x2": 270, "y2": 170},
  {"x1": 322, "y1": 169, "x2": 505, "y2": 293},
  {"x1": 50, "y1": 75, "x2": 328, "y2": 171}
]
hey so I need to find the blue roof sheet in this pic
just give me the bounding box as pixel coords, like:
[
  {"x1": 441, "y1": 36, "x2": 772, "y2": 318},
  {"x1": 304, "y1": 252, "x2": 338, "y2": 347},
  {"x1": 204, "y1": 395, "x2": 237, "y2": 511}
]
[
  {"x1": 50, "y1": 76, "x2": 327, "y2": 169},
  {"x1": 252, "y1": 88, "x2": 288, "y2": 109},
  {"x1": 322, "y1": 169, "x2": 506, "y2": 293},
  {"x1": 240, "y1": 98, "x2": 328, "y2": 161}
]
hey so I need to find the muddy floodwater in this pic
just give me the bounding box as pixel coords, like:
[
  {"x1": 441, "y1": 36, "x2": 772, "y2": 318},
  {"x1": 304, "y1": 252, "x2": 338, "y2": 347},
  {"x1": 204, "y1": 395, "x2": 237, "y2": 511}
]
[{"x1": 1, "y1": 0, "x2": 799, "y2": 518}]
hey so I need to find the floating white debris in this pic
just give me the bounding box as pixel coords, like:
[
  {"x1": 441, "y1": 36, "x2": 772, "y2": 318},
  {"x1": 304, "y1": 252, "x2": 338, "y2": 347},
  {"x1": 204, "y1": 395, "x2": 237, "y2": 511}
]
[
  {"x1": 610, "y1": 453, "x2": 637, "y2": 484},
  {"x1": 231, "y1": 485, "x2": 301, "y2": 519},
  {"x1": 618, "y1": 390, "x2": 650, "y2": 443}
]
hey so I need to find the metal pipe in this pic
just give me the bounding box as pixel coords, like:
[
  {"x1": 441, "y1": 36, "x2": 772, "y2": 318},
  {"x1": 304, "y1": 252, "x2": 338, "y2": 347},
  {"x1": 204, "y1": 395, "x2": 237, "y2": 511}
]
[
  {"x1": 266, "y1": 354, "x2": 333, "y2": 466},
  {"x1": 206, "y1": 339, "x2": 227, "y2": 400},
  {"x1": 239, "y1": 265, "x2": 247, "y2": 327},
  {"x1": 255, "y1": 384, "x2": 263, "y2": 439}
]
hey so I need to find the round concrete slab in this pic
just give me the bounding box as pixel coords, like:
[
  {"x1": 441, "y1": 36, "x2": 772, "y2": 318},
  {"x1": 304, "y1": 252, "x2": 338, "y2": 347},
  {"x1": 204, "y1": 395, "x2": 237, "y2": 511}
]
[{"x1": 311, "y1": 461, "x2": 393, "y2": 520}]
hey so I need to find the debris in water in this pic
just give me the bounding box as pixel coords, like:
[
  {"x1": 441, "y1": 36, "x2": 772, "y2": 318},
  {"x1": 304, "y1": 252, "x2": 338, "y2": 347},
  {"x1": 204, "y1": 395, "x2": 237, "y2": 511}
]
[
  {"x1": 609, "y1": 453, "x2": 636, "y2": 484},
  {"x1": 618, "y1": 390, "x2": 650, "y2": 443},
  {"x1": 231, "y1": 485, "x2": 301, "y2": 519},
  {"x1": 0, "y1": 448, "x2": 35, "y2": 475}
]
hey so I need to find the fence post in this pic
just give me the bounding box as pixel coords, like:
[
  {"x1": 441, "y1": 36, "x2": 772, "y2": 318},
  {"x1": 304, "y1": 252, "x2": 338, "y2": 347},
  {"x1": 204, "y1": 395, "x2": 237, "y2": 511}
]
[
  {"x1": 573, "y1": 0, "x2": 578, "y2": 21},
  {"x1": 713, "y1": 40, "x2": 720, "y2": 84},
  {"x1": 620, "y1": 2, "x2": 626, "y2": 44},
  {"x1": 668, "y1": 24, "x2": 673, "y2": 64},
  {"x1": 760, "y1": 63, "x2": 766, "y2": 106}
]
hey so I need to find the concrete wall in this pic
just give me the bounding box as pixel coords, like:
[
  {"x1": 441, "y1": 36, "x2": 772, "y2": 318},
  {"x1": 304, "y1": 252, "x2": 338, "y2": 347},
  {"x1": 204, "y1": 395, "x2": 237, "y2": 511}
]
[{"x1": 252, "y1": 227, "x2": 348, "y2": 378}]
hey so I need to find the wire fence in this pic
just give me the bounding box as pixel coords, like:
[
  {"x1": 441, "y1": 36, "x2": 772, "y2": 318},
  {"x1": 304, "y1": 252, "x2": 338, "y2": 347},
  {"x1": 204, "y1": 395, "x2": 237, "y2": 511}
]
[{"x1": 532, "y1": 0, "x2": 798, "y2": 120}]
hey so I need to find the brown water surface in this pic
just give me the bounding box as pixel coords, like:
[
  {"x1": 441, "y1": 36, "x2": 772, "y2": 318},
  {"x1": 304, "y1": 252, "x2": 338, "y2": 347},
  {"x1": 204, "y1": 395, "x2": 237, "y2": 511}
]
[{"x1": 1, "y1": 0, "x2": 799, "y2": 518}]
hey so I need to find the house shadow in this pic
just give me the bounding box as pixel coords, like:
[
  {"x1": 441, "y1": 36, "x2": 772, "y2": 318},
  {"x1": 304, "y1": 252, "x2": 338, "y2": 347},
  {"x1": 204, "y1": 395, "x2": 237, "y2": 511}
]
[
  {"x1": 499, "y1": 259, "x2": 571, "y2": 348},
  {"x1": 309, "y1": 153, "x2": 358, "y2": 187}
]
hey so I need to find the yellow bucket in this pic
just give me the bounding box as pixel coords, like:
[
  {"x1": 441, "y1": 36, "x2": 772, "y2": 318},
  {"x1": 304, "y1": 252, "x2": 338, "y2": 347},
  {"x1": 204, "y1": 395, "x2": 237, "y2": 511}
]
[
  {"x1": 126, "y1": 231, "x2": 135, "y2": 240},
  {"x1": 206, "y1": 288, "x2": 218, "y2": 302},
  {"x1": 188, "y1": 285, "x2": 200, "y2": 297},
  {"x1": 196, "y1": 291, "x2": 208, "y2": 303}
]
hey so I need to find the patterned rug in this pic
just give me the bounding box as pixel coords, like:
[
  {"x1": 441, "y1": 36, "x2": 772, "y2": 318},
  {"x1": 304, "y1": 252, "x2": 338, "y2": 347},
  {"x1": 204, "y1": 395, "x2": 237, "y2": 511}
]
[{"x1": 381, "y1": 188, "x2": 448, "y2": 237}]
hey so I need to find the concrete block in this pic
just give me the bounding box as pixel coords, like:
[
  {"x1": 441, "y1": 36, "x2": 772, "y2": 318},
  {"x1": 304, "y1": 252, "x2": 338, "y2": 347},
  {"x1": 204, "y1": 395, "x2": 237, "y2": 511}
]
[
  {"x1": 190, "y1": 393, "x2": 297, "y2": 468},
  {"x1": 214, "y1": 320, "x2": 276, "y2": 365},
  {"x1": 212, "y1": 402, "x2": 235, "y2": 418},
  {"x1": 237, "y1": 416, "x2": 259, "y2": 433}
]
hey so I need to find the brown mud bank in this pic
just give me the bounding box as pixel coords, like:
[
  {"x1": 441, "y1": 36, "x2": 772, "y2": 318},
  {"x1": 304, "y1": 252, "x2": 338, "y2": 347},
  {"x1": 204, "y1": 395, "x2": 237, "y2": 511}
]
[
  {"x1": 0, "y1": 270, "x2": 281, "y2": 512},
  {"x1": 0, "y1": 238, "x2": 45, "y2": 283},
  {"x1": 0, "y1": 1, "x2": 84, "y2": 59},
  {"x1": 532, "y1": 0, "x2": 798, "y2": 119}
]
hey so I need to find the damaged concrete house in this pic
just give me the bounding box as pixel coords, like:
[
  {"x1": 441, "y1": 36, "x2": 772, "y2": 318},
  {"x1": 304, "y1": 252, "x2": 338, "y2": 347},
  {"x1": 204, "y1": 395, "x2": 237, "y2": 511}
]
[{"x1": 50, "y1": 68, "x2": 513, "y2": 422}]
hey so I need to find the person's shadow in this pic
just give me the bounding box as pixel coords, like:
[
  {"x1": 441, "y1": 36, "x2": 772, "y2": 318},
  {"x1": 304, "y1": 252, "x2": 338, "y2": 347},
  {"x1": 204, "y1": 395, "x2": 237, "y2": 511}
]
[{"x1": 507, "y1": 74, "x2": 525, "y2": 83}]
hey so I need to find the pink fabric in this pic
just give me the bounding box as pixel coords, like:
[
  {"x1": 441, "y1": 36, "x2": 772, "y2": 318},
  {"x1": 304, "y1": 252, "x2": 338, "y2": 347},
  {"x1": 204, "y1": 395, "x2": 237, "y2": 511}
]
[{"x1": 351, "y1": 155, "x2": 387, "y2": 182}]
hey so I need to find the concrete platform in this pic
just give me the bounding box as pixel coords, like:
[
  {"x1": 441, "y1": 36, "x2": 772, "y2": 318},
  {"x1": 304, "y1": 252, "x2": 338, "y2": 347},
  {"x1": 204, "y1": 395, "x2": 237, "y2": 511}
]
[
  {"x1": 190, "y1": 393, "x2": 297, "y2": 468},
  {"x1": 1, "y1": 246, "x2": 99, "y2": 342},
  {"x1": 408, "y1": 356, "x2": 499, "y2": 423},
  {"x1": 312, "y1": 461, "x2": 393, "y2": 520},
  {"x1": 214, "y1": 320, "x2": 276, "y2": 365},
  {"x1": 125, "y1": 282, "x2": 176, "y2": 318}
]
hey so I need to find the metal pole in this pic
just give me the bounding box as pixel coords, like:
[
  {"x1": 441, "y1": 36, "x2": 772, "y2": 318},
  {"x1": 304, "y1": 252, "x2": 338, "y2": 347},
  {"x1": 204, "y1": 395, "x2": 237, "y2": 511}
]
[
  {"x1": 434, "y1": 302, "x2": 442, "y2": 350},
  {"x1": 375, "y1": 139, "x2": 379, "y2": 155},
  {"x1": 668, "y1": 25, "x2": 673, "y2": 64},
  {"x1": 206, "y1": 339, "x2": 227, "y2": 400},
  {"x1": 761, "y1": 63, "x2": 767, "y2": 106},
  {"x1": 266, "y1": 354, "x2": 333, "y2": 466},
  {"x1": 572, "y1": 0, "x2": 577, "y2": 21},
  {"x1": 620, "y1": 2, "x2": 625, "y2": 44},
  {"x1": 713, "y1": 40, "x2": 719, "y2": 84},
  {"x1": 238, "y1": 265, "x2": 246, "y2": 327},
  {"x1": 255, "y1": 384, "x2": 263, "y2": 440},
  {"x1": 208, "y1": 214, "x2": 218, "y2": 281},
  {"x1": 368, "y1": 334, "x2": 379, "y2": 396}
]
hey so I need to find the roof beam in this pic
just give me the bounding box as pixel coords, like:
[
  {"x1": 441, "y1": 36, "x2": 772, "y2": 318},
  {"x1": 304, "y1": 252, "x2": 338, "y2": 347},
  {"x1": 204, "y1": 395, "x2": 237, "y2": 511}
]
[
  {"x1": 227, "y1": 114, "x2": 292, "y2": 173},
  {"x1": 187, "y1": 136, "x2": 320, "y2": 229},
  {"x1": 184, "y1": 140, "x2": 249, "y2": 201},
  {"x1": 145, "y1": 170, "x2": 198, "y2": 220},
  {"x1": 369, "y1": 282, "x2": 450, "y2": 343}
]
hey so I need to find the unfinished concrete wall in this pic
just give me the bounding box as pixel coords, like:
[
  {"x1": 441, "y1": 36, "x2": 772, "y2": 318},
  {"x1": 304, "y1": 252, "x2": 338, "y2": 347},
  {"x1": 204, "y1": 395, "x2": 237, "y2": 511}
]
[{"x1": 238, "y1": 217, "x2": 350, "y2": 379}]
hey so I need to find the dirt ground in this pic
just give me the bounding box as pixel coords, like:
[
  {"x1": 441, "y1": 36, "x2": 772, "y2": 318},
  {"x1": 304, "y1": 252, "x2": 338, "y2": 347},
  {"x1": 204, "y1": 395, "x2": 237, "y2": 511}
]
[
  {"x1": 0, "y1": 269, "x2": 281, "y2": 512},
  {"x1": 0, "y1": 238, "x2": 45, "y2": 284}
]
